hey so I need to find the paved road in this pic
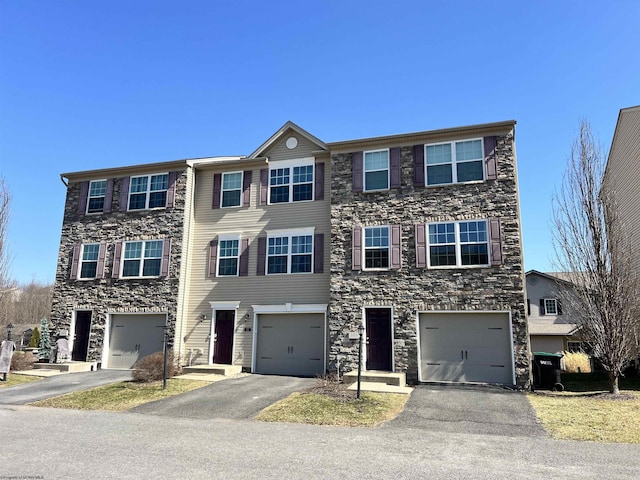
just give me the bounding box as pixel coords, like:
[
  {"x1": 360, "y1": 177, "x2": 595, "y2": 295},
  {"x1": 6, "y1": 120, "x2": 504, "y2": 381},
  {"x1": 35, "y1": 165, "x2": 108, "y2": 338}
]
[
  {"x1": 1, "y1": 404, "x2": 639, "y2": 479},
  {"x1": 0, "y1": 369, "x2": 132, "y2": 404},
  {"x1": 129, "y1": 373, "x2": 315, "y2": 419}
]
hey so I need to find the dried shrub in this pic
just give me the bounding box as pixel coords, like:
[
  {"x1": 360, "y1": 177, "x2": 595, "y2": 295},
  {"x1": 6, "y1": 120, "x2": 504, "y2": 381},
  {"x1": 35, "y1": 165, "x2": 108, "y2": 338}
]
[
  {"x1": 563, "y1": 351, "x2": 592, "y2": 373},
  {"x1": 305, "y1": 374, "x2": 355, "y2": 402},
  {"x1": 10, "y1": 351, "x2": 35, "y2": 371},
  {"x1": 132, "y1": 350, "x2": 179, "y2": 383}
]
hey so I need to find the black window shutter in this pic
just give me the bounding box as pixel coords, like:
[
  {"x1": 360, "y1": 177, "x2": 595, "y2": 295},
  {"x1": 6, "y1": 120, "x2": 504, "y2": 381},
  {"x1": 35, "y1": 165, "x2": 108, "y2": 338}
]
[
  {"x1": 212, "y1": 173, "x2": 222, "y2": 209},
  {"x1": 239, "y1": 238, "x2": 249, "y2": 276},
  {"x1": 527, "y1": 299, "x2": 531, "y2": 316},
  {"x1": 314, "y1": 233, "x2": 324, "y2": 273},
  {"x1": 389, "y1": 147, "x2": 401, "y2": 188},
  {"x1": 539, "y1": 299, "x2": 546, "y2": 315},
  {"x1": 257, "y1": 237, "x2": 266, "y2": 275},
  {"x1": 557, "y1": 300, "x2": 563, "y2": 315},
  {"x1": 78, "y1": 182, "x2": 89, "y2": 215}
]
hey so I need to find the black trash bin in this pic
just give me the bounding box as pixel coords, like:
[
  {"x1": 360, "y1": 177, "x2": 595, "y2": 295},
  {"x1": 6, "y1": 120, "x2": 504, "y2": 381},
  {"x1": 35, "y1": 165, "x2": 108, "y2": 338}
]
[{"x1": 532, "y1": 352, "x2": 564, "y2": 391}]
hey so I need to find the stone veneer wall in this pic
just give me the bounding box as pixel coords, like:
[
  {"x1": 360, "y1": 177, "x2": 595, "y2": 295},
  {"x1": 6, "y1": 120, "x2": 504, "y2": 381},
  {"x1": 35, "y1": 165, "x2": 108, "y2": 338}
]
[
  {"x1": 329, "y1": 132, "x2": 530, "y2": 388},
  {"x1": 50, "y1": 170, "x2": 187, "y2": 364}
]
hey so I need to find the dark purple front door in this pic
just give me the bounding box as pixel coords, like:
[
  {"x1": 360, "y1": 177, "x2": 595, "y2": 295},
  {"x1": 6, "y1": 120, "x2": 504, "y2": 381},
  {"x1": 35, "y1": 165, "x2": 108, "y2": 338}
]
[
  {"x1": 365, "y1": 308, "x2": 392, "y2": 371},
  {"x1": 213, "y1": 310, "x2": 234, "y2": 364}
]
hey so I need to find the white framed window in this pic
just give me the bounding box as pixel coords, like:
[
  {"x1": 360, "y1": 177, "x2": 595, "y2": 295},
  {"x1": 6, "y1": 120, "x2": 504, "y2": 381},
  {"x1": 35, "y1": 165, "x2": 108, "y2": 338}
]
[
  {"x1": 217, "y1": 234, "x2": 240, "y2": 276},
  {"x1": 266, "y1": 228, "x2": 314, "y2": 274},
  {"x1": 425, "y1": 139, "x2": 484, "y2": 186},
  {"x1": 427, "y1": 220, "x2": 489, "y2": 267},
  {"x1": 364, "y1": 149, "x2": 389, "y2": 191},
  {"x1": 221, "y1": 172, "x2": 243, "y2": 208},
  {"x1": 364, "y1": 226, "x2": 389, "y2": 269},
  {"x1": 79, "y1": 244, "x2": 100, "y2": 279},
  {"x1": 122, "y1": 240, "x2": 163, "y2": 277},
  {"x1": 128, "y1": 173, "x2": 169, "y2": 210},
  {"x1": 87, "y1": 180, "x2": 107, "y2": 214},
  {"x1": 544, "y1": 298, "x2": 558, "y2": 315},
  {"x1": 268, "y1": 158, "x2": 314, "y2": 204}
]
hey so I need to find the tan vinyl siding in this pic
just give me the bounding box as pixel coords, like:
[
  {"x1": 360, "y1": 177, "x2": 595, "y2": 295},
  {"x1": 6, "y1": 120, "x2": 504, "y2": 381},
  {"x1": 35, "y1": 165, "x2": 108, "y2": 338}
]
[
  {"x1": 183, "y1": 157, "x2": 331, "y2": 368},
  {"x1": 606, "y1": 107, "x2": 640, "y2": 276},
  {"x1": 262, "y1": 130, "x2": 322, "y2": 161}
]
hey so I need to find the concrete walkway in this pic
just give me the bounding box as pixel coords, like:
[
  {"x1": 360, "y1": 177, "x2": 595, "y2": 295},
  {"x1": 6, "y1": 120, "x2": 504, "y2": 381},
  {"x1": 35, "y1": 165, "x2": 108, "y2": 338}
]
[{"x1": 0, "y1": 369, "x2": 133, "y2": 405}]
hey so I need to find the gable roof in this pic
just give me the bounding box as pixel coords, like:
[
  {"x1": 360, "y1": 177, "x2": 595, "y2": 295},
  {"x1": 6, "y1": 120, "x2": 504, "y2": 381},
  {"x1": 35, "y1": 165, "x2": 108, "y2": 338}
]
[
  {"x1": 248, "y1": 121, "x2": 328, "y2": 159},
  {"x1": 526, "y1": 270, "x2": 576, "y2": 288}
]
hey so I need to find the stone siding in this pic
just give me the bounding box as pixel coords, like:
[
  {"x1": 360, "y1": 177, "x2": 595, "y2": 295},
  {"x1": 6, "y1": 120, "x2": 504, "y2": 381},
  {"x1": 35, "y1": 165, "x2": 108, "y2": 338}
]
[
  {"x1": 50, "y1": 170, "x2": 188, "y2": 364},
  {"x1": 329, "y1": 132, "x2": 530, "y2": 388}
]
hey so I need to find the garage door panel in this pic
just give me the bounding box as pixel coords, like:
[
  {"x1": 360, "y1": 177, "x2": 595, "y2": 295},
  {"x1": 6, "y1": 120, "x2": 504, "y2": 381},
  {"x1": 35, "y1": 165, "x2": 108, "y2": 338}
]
[
  {"x1": 108, "y1": 314, "x2": 166, "y2": 369},
  {"x1": 255, "y1": 313, "x2": 325, "y2": 376},
  {"x1": 419, "y1": 312, "x2": 514, "y2": 385}
]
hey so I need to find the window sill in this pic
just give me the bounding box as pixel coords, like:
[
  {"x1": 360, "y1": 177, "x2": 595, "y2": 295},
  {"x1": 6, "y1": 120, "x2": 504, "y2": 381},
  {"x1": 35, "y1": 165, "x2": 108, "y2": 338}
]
[
  {"x1": 426, "y1": 264, "x2": 491, "y2": 270},
  {"x1": 425, "y1": 180, "x2": 485, "y2": 188},
  {"x1": 265, "y1": 272, "x2": 313, "y2": 276}
]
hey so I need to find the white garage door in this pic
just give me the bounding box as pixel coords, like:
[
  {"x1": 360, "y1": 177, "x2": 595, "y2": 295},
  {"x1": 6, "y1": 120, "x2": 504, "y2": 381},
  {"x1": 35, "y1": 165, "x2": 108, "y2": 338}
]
[
  {"x1": 419, "y1": 312, "x2": 514, "y2": 385},
  {"x1": 108, "y1": 314, "x2": 166, "y2": 369},
  {"x1": 255, "y1": 313, "x2": 325, "y2": 376}
]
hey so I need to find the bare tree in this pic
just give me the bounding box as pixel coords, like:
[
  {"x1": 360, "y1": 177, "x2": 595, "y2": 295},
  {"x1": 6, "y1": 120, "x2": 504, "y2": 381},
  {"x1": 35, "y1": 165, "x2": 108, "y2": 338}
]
[
  {"x1": 0, "y1": 176, "x2": 16, "y2": 332},
  {"x1": 553, "y1": 120, "x2": 640, "y2": 394}
]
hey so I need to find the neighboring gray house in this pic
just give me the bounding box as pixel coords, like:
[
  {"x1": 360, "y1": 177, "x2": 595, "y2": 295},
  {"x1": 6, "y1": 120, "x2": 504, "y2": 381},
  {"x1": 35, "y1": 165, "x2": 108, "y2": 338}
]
[
  {"x1": 50, "y1": 120, "x2": 531, "y2": 387},
  {"x1": 526, "y1": 270, "x2": 582, "y2": 354}
]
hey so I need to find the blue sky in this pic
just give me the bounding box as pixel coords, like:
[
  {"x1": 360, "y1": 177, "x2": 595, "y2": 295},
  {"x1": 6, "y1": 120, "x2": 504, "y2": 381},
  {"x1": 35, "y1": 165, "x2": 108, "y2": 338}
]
[{"x1": 1, "y1": 0, "x2": 638, "y2": 285}]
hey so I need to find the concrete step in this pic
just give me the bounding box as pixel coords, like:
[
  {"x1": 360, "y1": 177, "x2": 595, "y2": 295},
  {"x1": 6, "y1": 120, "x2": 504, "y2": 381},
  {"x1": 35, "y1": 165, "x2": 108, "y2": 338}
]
[
  {"x1": 346, "y1": 382, "x2": 413, "y2": 395},
  {"x1": 32, "y1": 361, "x2": 96, "y2": 373},
  {"x1": 343, "y1": 370, "x2": 406, "y2": 387},
  {"x1": 182, "y1": 364, "x2": 242, "y2": 376}
]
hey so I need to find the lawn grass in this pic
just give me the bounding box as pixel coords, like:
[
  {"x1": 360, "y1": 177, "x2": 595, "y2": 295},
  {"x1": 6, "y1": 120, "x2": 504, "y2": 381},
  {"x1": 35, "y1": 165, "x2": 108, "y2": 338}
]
[
  {"x1": 528, "y1": 372, "x2": 640, "y2": 443},
  {"x1": 256, "y1": 391, "x2": 408, "y2": 427},
  {"x1": 29, "y1": 379, "x2": 210, "y2": 411},
  {"x1": 0, "y1": 374, "x2": 41, "y2": 388}
]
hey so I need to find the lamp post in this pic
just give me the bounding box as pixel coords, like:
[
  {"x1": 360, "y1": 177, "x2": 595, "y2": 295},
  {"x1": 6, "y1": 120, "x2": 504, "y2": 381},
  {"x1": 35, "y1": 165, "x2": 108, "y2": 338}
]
[
  {"x1": 357, "y1": 324, "x2": 364, "y2": 399},
  {"x1": 162, "y1": 325, "x2": 170, "y2": 390}
]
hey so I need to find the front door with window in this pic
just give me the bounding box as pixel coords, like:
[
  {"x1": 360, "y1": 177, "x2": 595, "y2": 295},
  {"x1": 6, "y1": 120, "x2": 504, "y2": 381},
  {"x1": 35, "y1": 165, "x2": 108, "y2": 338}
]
[
  {"x1": 365, "y1": 308, "x2": 393, "y2": 371},
  {"x1": 213, "y1": 310, "x2": 234, "y2": 364},
  {"x1": 72, "y1": 311, "x2": 92, "y2": 361}
]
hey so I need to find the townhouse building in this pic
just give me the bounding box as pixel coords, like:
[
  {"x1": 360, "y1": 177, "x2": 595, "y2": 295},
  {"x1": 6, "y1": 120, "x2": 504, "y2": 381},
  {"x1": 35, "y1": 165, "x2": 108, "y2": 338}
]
[{"x1": 50, "y1": 120, "x2": 530, "y2": 387}]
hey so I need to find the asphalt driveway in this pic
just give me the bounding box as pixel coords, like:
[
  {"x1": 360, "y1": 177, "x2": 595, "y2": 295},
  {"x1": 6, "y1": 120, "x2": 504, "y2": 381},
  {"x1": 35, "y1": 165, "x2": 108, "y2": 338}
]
[
  {"x1": 0, "y1": 369, "x2": 133, "y2": 405},
  {"x1": 386, "y1": 383, "x2": 546, "y2": 437},
  {"x1": 129, "y1": 373, "x2": 315, "y2": 419}
]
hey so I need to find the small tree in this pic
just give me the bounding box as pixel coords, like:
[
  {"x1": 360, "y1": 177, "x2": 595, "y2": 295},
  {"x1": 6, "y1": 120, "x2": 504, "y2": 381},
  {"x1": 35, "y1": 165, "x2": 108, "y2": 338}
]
[
  {"x1": 553, "y1": 120, "x2": 640, "y2": 394},
  {"x1": 28, "y1": 327, "x2": 40, "y2": 348},
  {"x1": 38, "y1": 318, "x2": 51, "y2": 362}
]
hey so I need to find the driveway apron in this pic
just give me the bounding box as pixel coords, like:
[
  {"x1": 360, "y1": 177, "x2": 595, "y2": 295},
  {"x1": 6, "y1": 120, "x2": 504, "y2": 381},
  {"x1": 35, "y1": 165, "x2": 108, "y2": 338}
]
[
  {"x1": 0, "y1": 369, "x2": 133, "y2": 405},
  {"x1": 129, "y1": 374, "x2": 315, "y2": 419},
  {"x1": 385, "y1": 384, "x2": 546, "y2": 437}
]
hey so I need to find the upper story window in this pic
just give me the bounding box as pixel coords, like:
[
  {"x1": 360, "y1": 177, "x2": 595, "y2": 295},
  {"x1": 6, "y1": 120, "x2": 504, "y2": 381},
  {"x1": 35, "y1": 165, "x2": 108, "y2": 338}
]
[
  {"x1": 428, "y1": 220, "x2": 489, "y2": 267},
  {"x1": 221, "y1": 172, "x2": 243, "y2": 208},
  {"x1": 129, "y1": 174, "x2": 169, "y2": 210},
  {"x1": 218, "y1": 235, "x2": 240, "y2": 276},
  {"x1": 268, "y1": 158, "x2": 314, "y2": 204},
  {"x1": 364, "y1": 226, "x2": 389, "y2": 269},
  {"x1": 544, "y1": 298, "x2": 558, "y2": 315},
  {"x1": 364, "y1": 149, "x2": 389, "y2": 191},
  {"x1": 267, "y1": 229, "x2": 313, "y2": 274},
  {"x1": 79, "y1": 244, "x2": 100, "y2": 279},
  {"x1": 426, "y1": 139, "x2": 484, "y2": 186},
  {"x1": 122, "y1": 240, "x2": 163, "y2": 277},
  {"x1": 87, "y1": 180, "x2": 107, "y2": 213}
]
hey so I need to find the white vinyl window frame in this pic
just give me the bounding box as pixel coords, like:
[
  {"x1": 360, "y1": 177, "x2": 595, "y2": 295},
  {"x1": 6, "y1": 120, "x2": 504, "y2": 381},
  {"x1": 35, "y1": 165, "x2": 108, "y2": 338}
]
[
  {"x1": 426, "y1": 219, "x2": 490, "y2": 269},
  {"x1": 128, "y1": 173, "x2": 169, "y2": 211},
  {"x1": 266, "y1": 226, "x2": 315, "y2": 275},
  {"x1": 425, "y1": 138, "x2": 485, "y2": 186},
  {"x1": 86, "y1": 179, "x2": 107, "y2": 214},
  {"x1": 221, "y1": 171, "x2": 243, "y2": 208},
  {"x1": 121, "y1": 239, "x2": 164, "y2": 278},
  {"x1": 363, "y1": 148, "x2": 390, "y2": 192},
  {"x1": 217, "y1": 233, "x2": 241, "y2": 277},
  {"x1": 363, "y1": 226, "x2": 390, "y2": 270},
  {"x1": 79, "y1": 243, "x2": 100, "y2": 279},
  {"x1": 544, "y1": 298, "x2": 558, "y2": 315},
  {"x1": 268, "y1": 157, "x2": 315, "y2": 205}
]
